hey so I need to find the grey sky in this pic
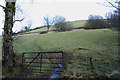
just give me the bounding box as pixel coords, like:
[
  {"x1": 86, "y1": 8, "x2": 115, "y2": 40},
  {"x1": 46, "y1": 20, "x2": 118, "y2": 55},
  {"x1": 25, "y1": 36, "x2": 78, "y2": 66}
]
[{"x1": 0, "y1": 0, "x2": 115, "y2": 35}]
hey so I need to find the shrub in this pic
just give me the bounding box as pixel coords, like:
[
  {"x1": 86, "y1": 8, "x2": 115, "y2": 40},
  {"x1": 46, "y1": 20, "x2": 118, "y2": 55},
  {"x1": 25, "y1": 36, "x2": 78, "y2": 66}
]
[
  {"x1": 84, "y1": 15, "x2": 107, "y2": 29},
  {"x1": 105, "y1": 10, "x2": 119, "y2": 30},
  {"x1": 54, "y1": 16, "x2": 73, "y2": 32},
  {"x1": 55, "y1": 23, "x2": 73, "y2": 32},
  {"x1": 39, "y1": 31, "x2": 48, "y2": 34}
]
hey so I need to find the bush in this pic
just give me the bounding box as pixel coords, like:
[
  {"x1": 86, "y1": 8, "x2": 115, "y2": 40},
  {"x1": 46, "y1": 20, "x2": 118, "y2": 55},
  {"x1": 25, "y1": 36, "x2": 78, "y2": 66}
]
[
  {"x1": 105, "y1": 10, "x2": 119, "y2": 29},
  {"x1": 55, "y1": 23, "x2": 73, "y2": 32},
  {"x1": 84, "y1": 15, "x2": 107, "y2": 29},
  {"x1": 39, "y1": 31, "x2": 48, "y2": 34}
]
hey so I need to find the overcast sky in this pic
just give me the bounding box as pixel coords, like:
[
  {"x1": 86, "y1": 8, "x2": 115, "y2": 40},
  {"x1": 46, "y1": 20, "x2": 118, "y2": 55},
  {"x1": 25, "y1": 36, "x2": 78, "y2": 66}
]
[{"x1": 0, "y1": 0, "x2": 115, "y2": 35}]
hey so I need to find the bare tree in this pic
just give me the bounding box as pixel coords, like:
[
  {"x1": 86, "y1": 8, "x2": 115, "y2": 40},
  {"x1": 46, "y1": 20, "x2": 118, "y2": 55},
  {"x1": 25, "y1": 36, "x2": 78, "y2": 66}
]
[
  {"x1": 53, "y1": 16, "x2": 73, "y2": 32},
  {"x1": 43, "y1": 15, "x2": 54, "y2": 32},
  {"x1": 0, "y1": 0, "x2": 24, "y2": 68},
  {"x1": 0, "y1": 0, "x2": 16, "y2": 68},
  {"x1": 53, "y1": 16, "x2": 66, "y2": 25},
  {"x1": 105, "y1": 0, "x2": 120, "y2": 10}
]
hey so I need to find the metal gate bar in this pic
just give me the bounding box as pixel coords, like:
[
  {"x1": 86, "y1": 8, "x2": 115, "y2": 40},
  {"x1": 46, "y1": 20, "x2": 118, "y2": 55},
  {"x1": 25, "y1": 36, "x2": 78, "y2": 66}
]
[
  {"x1": 40, "y1": 53, "x2": 42, "y2": 73},
  {"x1": 21, "y1": 51, "x2": 64, "y2": 74}
]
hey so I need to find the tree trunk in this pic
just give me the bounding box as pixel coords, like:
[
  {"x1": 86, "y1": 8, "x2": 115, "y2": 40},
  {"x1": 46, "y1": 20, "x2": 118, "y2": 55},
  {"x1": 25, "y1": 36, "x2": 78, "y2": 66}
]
[
  {"x1": 47, "y1": 25, "x2": 50, "y2": 32},
  {"x1": 2, "y1": 1, "x2": 15, "y2": 67},
  {"x1": 118, "y1": 1, "x2": 120, "y2": 31},
  {"x1": 118, "y1": 2, "x2": 120, "y2": 64}
]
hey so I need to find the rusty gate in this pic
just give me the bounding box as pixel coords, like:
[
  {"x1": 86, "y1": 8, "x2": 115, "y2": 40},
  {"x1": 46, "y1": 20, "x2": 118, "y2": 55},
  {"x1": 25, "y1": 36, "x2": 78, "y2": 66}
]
[{"x1": 21, "y1": 51, "x2": 65, "y2": 74}]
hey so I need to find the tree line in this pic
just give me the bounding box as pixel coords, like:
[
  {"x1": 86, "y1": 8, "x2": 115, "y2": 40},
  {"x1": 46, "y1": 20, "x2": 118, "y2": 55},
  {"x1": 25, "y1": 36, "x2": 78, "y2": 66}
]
[{"x1": 84, "y1": 10, "x2": 119, "y2": 30}]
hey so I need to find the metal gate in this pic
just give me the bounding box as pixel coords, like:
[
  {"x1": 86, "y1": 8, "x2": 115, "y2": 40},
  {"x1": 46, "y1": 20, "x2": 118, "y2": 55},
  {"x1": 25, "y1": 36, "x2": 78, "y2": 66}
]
[{"x1": 21, "y1": 51, "x2": 65, "y2": 74}]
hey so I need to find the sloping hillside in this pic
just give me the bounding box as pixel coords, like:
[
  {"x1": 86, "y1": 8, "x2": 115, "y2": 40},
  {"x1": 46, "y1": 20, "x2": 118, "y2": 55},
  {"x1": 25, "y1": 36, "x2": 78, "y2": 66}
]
[
  {"x1": 67, "y1": 20, "x2": 87, "y2": 28},
  {"x1": 19, "y1": 20, "x2": 87, "y2": 34},
  {"x1": 0, "y1": 19, "x2": 119, "y2": 78},
  {"x1": 12, "y1": 29, "x2": 119, "y2": 75}
]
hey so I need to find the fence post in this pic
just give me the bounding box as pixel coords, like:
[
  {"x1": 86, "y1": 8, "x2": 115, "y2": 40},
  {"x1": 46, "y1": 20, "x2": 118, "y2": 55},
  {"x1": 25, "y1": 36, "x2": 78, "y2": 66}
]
[
  {"x1": 21, "y1": 53, "x2": 25, "y2": 71},
  {"x1": 22, "y1": 53, "x2": 25, "y2": 64},
  {"x1": 62, "y1": 51, "x2": 67, "y2": 70}
]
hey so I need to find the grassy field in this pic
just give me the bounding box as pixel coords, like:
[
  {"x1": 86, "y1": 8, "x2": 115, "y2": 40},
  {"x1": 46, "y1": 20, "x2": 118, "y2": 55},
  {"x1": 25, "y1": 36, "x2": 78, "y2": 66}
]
[
  {"x1": 67, "y1": 20, "x2": 87, "y2": 28},
  {"x1": 0, "y1": 28, "x2": 119, "y2": 77},
  {"x1": 11, "y1": 29, "x2": 119, "y2": 76},
  {"x1": 13, "y1": 29, "x2": 118, "y2": 53}
]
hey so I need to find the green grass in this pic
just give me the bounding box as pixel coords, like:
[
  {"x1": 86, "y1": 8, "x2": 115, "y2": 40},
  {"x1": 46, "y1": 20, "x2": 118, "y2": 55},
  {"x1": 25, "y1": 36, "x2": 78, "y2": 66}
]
[
  {"x1": 1, "y1": 28, "x2": 119, "y2": 77},
  {"x1": 12, "y1": 29, "x2": 119, "y2": 75},
  {"x1": 67, "y1": 20, "x2": 87, "y2": 28},
  {"x1": 13, "y1": 29, "x2": 118, "y2": 53}
]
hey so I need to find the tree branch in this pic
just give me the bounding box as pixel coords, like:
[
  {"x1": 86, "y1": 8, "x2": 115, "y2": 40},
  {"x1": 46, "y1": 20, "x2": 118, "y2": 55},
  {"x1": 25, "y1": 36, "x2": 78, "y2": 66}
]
[
  {"x1": 106, "y1": 0, "x2": 120, "y2": 10},
  {"x1": 13, "y1": 18, "x2": 24, "y2": 23},
  {"x1": 97, "y1": 2, "x2": 113, "y2": 7},
  {"x1": 0, "y1": 5, "x2": 5, "y2": 9}
]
